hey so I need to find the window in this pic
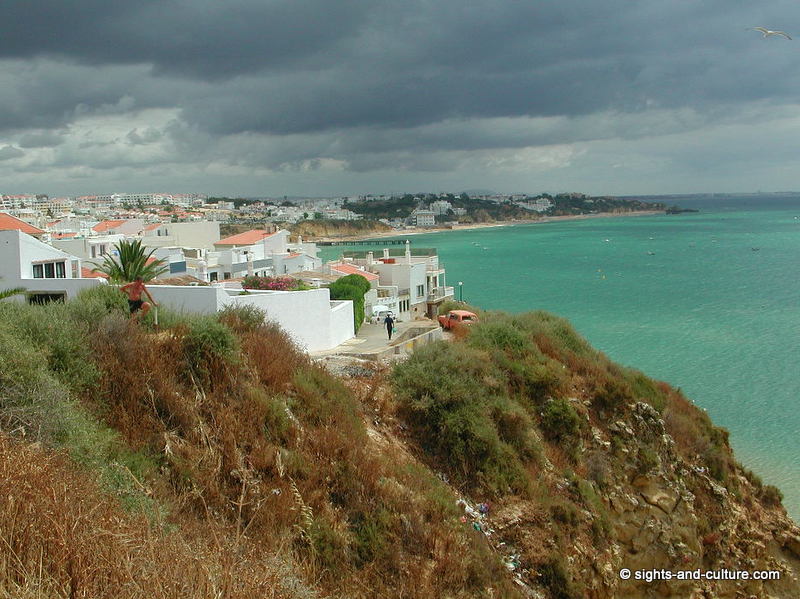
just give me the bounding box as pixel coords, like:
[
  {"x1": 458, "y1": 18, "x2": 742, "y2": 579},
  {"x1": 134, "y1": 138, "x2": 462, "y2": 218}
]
[
  {"x1": 32, "y1": 261, "x2": 66, "y2": 279},
  {"x1": 416, "y1": 284, "x2": 425, "y2": 297}
]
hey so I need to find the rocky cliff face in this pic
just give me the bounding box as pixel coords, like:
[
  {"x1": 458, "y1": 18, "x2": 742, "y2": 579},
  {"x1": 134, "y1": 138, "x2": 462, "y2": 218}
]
[
  {"x1": 289, "y1": 218, "x2": 391, "y2": 239},
  {"x1": 383, "y1": 313, "x2": 800, "y2": 598},
  {"x1": 475, "y1": 401, "x2": 800, "y2": 598}
]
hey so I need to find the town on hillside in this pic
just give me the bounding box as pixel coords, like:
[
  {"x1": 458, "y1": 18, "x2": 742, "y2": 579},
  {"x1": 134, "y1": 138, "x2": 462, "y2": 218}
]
[{"x1": 0, "y1": 189, "x2": 664, "y2": 354}]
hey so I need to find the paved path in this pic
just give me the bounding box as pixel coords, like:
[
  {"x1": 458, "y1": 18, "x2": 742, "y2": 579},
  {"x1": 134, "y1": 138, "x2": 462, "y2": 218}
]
[{"x1": 311, "y1": 319, "x2": 440, "y2": 359}]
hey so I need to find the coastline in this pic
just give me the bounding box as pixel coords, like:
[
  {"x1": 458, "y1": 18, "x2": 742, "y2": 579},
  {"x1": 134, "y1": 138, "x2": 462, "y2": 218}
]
[{"x1": 315, "y1": 210, "x2": 664, "y2": 242}]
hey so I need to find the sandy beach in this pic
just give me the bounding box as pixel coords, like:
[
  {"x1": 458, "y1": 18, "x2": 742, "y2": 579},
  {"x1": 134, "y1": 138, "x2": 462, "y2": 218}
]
[{"x1": 315, "y1": 210, "x2": 665, "y2": 242}]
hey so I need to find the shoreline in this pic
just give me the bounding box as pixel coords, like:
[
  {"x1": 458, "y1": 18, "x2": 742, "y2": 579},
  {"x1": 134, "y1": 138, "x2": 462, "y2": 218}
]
[{"x1": 315, "y1": 210, "x2": 665, "y2": 243}]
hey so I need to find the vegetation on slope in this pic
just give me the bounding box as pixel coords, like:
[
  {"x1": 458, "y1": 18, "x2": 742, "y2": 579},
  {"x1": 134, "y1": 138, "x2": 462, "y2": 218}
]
[
  {"x1": 0, "y1": 288, "x2": 520, "y2": 598},
  {"x1": 289, "y1": 218, "x2": 391, "y2": 239},
  {"x1": 391, "y1": 310, "x2": 795, "y2": 598},
  {"x1": 0, "y1": 290, "x2": 795, "y2": 598}
]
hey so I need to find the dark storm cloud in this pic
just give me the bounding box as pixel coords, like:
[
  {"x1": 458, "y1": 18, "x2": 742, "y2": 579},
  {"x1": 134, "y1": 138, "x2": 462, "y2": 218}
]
[
  {"x1": 2, "y1": 0, "x2": 800, "y2": 188},
  {"x1": 3, "y1": 1, "x2": 798, "y2": 132}
]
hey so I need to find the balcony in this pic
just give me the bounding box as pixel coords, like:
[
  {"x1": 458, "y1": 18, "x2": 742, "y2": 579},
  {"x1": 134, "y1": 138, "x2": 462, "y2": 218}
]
[
  {"x1": 426, "y1": 262, "x2": 445, "y2": 275},
  {"x1": 427, "y1": 286, "x2": 454, "y2": 302}
]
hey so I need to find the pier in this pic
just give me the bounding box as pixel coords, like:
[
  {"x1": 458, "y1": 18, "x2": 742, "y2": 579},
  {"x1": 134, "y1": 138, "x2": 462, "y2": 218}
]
[{"x1": 317, "y1": 239, "x2": 408, "y2": 246}]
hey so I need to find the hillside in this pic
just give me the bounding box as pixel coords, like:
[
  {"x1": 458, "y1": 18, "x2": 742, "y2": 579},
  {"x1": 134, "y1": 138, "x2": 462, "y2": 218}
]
[
  {"x1": 288, "y1": 218, "x2": 392, "y2": 239},
  {"x1": 0, "y1": 289, "x2": 798, "y2": 598}
]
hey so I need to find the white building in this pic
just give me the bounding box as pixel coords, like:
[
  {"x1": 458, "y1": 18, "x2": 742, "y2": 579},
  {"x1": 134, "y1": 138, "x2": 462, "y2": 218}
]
[
  {"x1": 147, "y1": 284, "x2": 354, "y2": 353},
  {"x1": 0, "y1": 230, "x2": 103, "y2": 303},
  {"x1": 140, "y1": 221, "x2": 221, "y2": 249},
  {"x1": 409, "y1": 208, "x2": 436, "y2": 227},
  {"x1": 341, "y1": 242, "x2": 454, "y2": 319},
  {"x1": 429, "y1": 200, "x2": 452, "y2": 215}
]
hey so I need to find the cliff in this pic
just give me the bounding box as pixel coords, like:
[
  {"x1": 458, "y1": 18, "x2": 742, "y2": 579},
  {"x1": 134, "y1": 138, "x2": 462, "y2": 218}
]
[
  {"x1": 0, "y1": 289, "x2": 797, "y2": 598},
  {"x1": 289, "y1": 218, "x2": 391, "y2": 239}
]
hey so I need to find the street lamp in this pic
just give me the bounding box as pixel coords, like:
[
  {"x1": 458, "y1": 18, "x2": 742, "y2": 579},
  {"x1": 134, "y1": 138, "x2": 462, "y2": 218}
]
[{"x1": 458, "y1": 281, "x2": 463, "y2": 302}]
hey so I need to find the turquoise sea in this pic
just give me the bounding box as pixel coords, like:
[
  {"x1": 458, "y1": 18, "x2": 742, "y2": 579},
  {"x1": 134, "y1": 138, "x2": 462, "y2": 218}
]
[{"x1": 323, "y1": 196, "x2": 800, "y2": 519}]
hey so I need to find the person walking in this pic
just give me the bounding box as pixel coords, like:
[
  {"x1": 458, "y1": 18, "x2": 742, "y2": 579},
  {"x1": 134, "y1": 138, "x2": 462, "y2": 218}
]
[
  {"x1": 384, "y1": 312, "x2": 396, "y2": 340},
  {"x1": 120, "y1": 277, "x2": 158, "y2": 321}
]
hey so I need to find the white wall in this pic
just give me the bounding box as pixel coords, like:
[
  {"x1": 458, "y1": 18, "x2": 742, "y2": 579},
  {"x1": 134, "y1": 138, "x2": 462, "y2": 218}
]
[
  {"x1": 328, "y1": 300, "x2": 355, "y2": 349},
  {"x1": 0, "y1": 230, "x2": 104, "y2": 300},
  {"x1": 142, "y1": 221, "x2": 220, "y2": 249},
  {"x1": 228, "y1": 287, "x2": 353, "y2": 352},
  {"x1": 145, "y1": 285, "x2": 354, "y2": 353},
  {"x1": 147, "y1": 285, "x2": 227, "y2": 315}
]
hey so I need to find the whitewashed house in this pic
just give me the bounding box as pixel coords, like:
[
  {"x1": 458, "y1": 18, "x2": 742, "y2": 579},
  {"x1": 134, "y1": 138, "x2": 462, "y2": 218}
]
[{"x1": 0, "y1": 230, "x2": 103, "y2": 303}]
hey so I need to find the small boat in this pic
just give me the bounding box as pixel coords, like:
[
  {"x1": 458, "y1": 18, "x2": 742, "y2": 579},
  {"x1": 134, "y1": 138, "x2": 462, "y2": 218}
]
[
  {"x1": 751, "y1": 247, "x2": 760, "y2": 252},
  {"x1": 647, "y1": 251, "x2": 655, "y2": 255}
]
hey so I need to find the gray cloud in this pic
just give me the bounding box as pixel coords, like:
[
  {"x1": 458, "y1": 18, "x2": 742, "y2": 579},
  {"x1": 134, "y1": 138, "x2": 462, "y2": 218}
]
[
  {"x1": 18, "y1": 130, "x2": 65, "y2": 148},
  {"x1": 1, "y1": 0, "x2": 800, "y2": 194},
  {"x1": 0, "y1": 146, "x2": 24, "y2": 160}
]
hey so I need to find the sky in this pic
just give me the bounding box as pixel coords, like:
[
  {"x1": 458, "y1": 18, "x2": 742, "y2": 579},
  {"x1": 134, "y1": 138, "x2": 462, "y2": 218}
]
[{"x1": 1, "y1": 1, "x2": 800, "y2": 197}]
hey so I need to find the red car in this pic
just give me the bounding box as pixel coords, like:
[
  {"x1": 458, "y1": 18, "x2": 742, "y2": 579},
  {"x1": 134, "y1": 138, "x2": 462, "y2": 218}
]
[{"x1": 438, "y1": 310, "x2": 479, "y2": 330}]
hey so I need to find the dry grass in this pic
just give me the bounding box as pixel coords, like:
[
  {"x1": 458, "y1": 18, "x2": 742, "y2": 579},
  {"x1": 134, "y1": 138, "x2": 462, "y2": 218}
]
[{"x1": 0, "y1": 434, "x2": 312, "y2": 599}]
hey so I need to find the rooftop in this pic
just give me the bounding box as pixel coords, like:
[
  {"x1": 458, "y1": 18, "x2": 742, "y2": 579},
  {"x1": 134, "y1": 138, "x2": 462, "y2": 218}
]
[
  {"x1": 215, "y1": 229, "x2": 277, "y2": 246},
  {"x1": 329, "y1": 263, "x2": 380, "y2": 282},
  {"x1": 92, "y1": 220, "x2": 126, "y2": 233},
  {"x1": 0, "y1": 212, "x2": 44, "y2": 235}
]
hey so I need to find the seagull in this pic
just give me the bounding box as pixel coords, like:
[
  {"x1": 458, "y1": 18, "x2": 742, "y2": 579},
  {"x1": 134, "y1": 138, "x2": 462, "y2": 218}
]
[{"x1": 750, "y1": 27, "x2": 792, "y2": 40}]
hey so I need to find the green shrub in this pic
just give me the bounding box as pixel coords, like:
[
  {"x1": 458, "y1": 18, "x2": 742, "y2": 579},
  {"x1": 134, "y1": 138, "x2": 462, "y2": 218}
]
[
  {"x1": 594, "y1": 377, "x2": 634, "y2": 413},
  {"x1": 218, "y1": 303, "x2": 267, "y2": 334},
  {"x1": 540, "y1": 399, "x2": 582, "y2": 447},
  {"x1": 622, "y1": 368, "x2": 667, "y2": 413},
  {"x1": 329, "y1": 274, "x2": 370, "y2": 332},
  {"x1": 247, "y1": 387, "x2": 292, "y2": 442},
  {"x1": 0, "y1": 323, "x2": 159, "y2": 518},
  {"x1": 310, "y1": 516, "x2": 351, "y2": 573},
  {"x1": 350, "y1": 507, "x2": 393, "y2": 566},
  {"x1": 0, "y1": 301, "x2": 100, "y2": 395},
  {"x1": 468, "y1": 318, "x2": 534, "y2": 357},
  {"x1": 292, "y1": 366, "x2": 363, "y2": 433},
  {"x1": 392, "y1": 342, "x2": 531, "y2": 495},
  {"x1": 183, "y1": 316, "x2": 239, "y2": 374},
  {"x1": 73, "y1": 283, "x2": 129, "y2": 319}
]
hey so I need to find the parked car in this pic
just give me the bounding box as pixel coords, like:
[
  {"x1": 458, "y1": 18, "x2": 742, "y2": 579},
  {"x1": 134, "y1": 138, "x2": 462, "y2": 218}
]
[{"x1": 438, "y1": 310, "x2": 479, "y2": 330}]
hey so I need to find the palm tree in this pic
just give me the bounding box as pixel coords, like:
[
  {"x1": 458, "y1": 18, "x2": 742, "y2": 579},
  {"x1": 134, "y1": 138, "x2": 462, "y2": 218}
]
[{"x1": 92, "y1": 239, "x2": 168, "y2": 283}]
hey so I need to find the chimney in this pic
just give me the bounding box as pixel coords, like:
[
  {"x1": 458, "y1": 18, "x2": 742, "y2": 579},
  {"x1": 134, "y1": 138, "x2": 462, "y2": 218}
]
[
  {"x1": 383, "y1": 248, "x2": 390, "y2": 259},
  {"x1": 405, "y1": 239, "x2": 411, "y2": 259},
  {"x1": 366, "y1": 251, "x2": 374, "y2": 266}
]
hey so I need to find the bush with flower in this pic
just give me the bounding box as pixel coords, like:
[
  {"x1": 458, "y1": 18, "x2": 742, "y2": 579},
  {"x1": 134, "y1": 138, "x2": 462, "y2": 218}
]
[{"x1": 242, "y1": 275, "x2": 311, "y2": 291}]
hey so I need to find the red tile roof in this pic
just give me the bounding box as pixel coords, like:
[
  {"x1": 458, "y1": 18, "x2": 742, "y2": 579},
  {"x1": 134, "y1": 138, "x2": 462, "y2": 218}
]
[
  {"x1": 285, "y1": 252, "x2": 302, "y2": 259},
  {"x1": 330, "y1": 263, "x2": 380, "y2": 282},
  {"x1": 51, "y1": 232, "x2": 77, "y2": 239},
  {"x1": 81, "y1": 267, "x2": 109, "y2": 279},
  {"x1": 215, "y1": 229, "x2": 277, "y2": 246},
  {"x1": 0, "y1": 212, "x2": 44, "y2": 235},
  {"x1": 92, "y1": 220, "x2": 126, "y2": 233}
]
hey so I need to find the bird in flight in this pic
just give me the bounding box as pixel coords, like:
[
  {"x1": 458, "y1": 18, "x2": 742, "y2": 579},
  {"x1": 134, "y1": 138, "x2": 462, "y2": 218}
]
[{"x1": 750, "y1": 27, "x2": 792, "y2": 40}]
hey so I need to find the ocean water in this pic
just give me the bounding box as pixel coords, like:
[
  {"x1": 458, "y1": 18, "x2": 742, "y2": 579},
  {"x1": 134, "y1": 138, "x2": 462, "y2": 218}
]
[{"x1": 322, "y1": 196, "x2": 800, "y2": 519}]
